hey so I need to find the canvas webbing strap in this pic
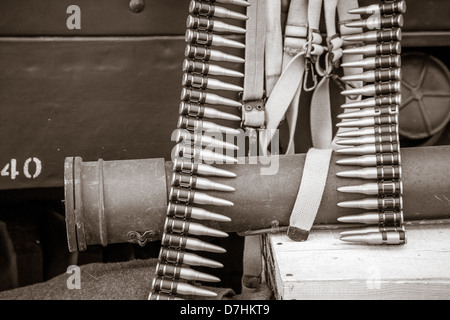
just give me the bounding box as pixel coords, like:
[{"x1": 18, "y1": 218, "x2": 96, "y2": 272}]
[
  {"x1": 241, "y1": 0, "x2": 267, "y2": 291},
  {"x1": 260, "y1": 0, "x2": 308, "y2": 154},
  {"x1": 287, "y1": 147, "x2": 333, "y2": 240},
  {"x1": 265, "y1": 0, "x2": 283, "y2": 97},
  {"x1": 241, "y1": 0, "x2": 266, "y2": 129},
  {"x1": 287, "y1": 0, "x2": 336, "y2": 241}
]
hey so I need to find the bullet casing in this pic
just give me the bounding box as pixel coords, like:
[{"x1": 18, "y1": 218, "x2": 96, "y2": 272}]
[
  {"x1": 177, "y1": 116, "x2": 240, "y2": 134},
  {"x1": 341, "y1": 82, "x2": 401, "y2": 97},
  {"x1": 338, "y1": 105, "x2": 399, "y2": 119},
  {"x1": 338, "y1": 181, "x2": 402, "y2": 196},
  {"x1": 164, "y1": 217, "x2": 228, "y2": 237},
  {"x1": 209, "y1": 0, "x2": 250, "y2": 7},
  {"x1": 148, "y1": 292, "x2": 184, "y2": 300},
  {"x1": 161, "y1": 233, "x2": 226, "y2": 253},
  {"x1": 182, "y1": 59, "x2": 244, "y2": 78},
  {"x1": 169, "y1": 186, "x2": 234, "y2": 206},
  {"x1": 338, "y1": 211, "x2": 404, "y2": 226},
  {"x1": 341, "y1": 95, "x2": 401, "y2": 109},
  {"x1": 185, "y1": 29, "x2": 245, "y2": 49},
  {"x1": 336, "y1": 133, "x2": 398, "y2": 146},
  {"x1": 345, "y1": 15, "x2": 404, "y2": 29},
  {"x1": 343, "y1": 28, "x2": 402, "y2": 43},
  {"x1": 341, "y1": 56, "x2": 401, "y2": 69},
  {"x1": 173, "y1": 158, "x2": 236, "y2": 178},
  {"x1": 341, "y1": 68, "x2": 401, "y2": 82},
  {"x1": 184, "y1": 44, "x2": 245, "y2": 63},
  {"x1": 167, "y1": 202, "x2": 231, "y2": 222},
  {"x1": 186, "y1": 15, "x2": 246, "y2": 34},
  {"x1": 173, "y1": 143, "x2": 238, "y2": 164},
  {"x1": 336, "y1": 152, "x2": 400, "y2": 166},
  {"x1": 159, "y1": 247, "x2": 224, "y2": 268},
  {"x1": 336, "y1": 124, "x2": 398, "y2": 137},
  {"x1": 337, "y1": 114, "x2": 398, "y2": 128},
  {"x1": 342, "y1": 42, "x2": 402, "y2": 57},
  {"x1": 181, "y1": 87, "x2": 242, "y2": 107},
  {"x1": 179, "y1": 101, "x2": 241, "y2": 122},
  {"x1": 337, "y1": 196, "x2": 402, "y2": 211},
  {"x1": 189, "y1": 0, "x2": 248, "y2": 21},
  {"x1": 182, "y1": 72, "x2": 243, "y2": 91},
  {"x1": 152, "y1": 277, "x2": 217, "y2": 297},
  {"x1": 336, "y1": 142, "x2": 400, "y2": 155},
  {"x1": 340, "y1": 230, "x2": 406, "y2": 245},
  {"x1": 171, "y1": 172, "x2": 235, "y2": 192},
  {"x1": 174, "y1": 128, "x2": 238, "y2": 150},
  {"x1": 340, "y1": 225, "x2": 405, "y2": 236},
  {"x1": 348, "y1": 1, "x2": 407, "y2": 16},
  {"x1": 336, "y1": 166, "x2": 401, "y2": 180},
  {"x1": 156, "y1": 262, "x2": 220, "y2": 283}
]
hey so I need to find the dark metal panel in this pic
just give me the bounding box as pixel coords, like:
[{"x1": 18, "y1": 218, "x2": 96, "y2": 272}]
[
  {"x1": 0, "y1": 37, "x2": 180, "y2": 190},
  {"x1": 0, "y1": 0, "x2": 246, "y2": 36},
  {"x1": 0, "y1": 0, "x2": 189, "y2": 36}
]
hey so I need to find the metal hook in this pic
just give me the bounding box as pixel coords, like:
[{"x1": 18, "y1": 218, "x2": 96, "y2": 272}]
[{"x1": 303, "y1": 59, "x2": 318, "y2": 92}]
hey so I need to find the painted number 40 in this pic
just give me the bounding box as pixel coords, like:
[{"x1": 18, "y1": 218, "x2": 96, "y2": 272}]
[{"x1": 1, "y1": 158, "x2": 42, "y2": 179}]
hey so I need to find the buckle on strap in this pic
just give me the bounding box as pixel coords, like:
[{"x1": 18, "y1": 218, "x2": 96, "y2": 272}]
[
  {"x1": 241, "y1": 98, "x2": 266, "y2": 129},
  {"x1": 237, "y1": 220, "x2": 287, "y2": 236}
]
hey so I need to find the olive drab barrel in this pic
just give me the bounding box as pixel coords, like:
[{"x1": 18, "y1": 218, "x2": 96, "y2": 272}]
[{"x1": 65, "y1": 145, "x2": 450, "y2": 249}]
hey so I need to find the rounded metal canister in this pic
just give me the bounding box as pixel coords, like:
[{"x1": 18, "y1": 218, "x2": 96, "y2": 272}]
[
  {"x1": 64, "y1": 157, "x2": 168, "y2": 252},
  {"x1": 400, "y1": 52, "x2": 450, "y2": 142}
]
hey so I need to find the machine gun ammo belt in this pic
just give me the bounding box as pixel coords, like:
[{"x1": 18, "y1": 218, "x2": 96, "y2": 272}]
[
  {"x1": 149, "y1": 0, "x2": 248, "y2": 300},
  {"x1": 335, "y1": 0, "x2": 407, "y2": 245}
]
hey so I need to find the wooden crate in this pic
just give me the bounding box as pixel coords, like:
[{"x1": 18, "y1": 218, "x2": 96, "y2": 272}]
[{"x1": 263, "y1": 221, "x2": 450, "y2": 300}]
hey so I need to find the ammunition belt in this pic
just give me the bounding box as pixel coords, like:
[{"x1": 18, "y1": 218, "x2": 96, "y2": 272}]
[
  {"x1": 336, "y1": 0, "x2": 407, "y2": 245},
  {"x1": 149, "y1": 0, "x2": 247, "y2": 300}
]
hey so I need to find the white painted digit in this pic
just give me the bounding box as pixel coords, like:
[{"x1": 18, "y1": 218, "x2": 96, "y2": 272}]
[
  {"x1": 23, "y1": 157, "x2": 42, "y2": 179},
  {"x1": 1, "y1": 162, "x2": 9, "y2": 177},
  {"x1": 1, "y1": 159, "x2": 19, "y2": 179},
  {"x1": 10, "y1": 159, "x2": 19, "y2": 179}
]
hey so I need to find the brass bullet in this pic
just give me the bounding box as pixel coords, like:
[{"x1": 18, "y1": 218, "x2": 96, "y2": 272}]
[
  {"x1": 167, "y1": 202, "x2": 232, "y2": 222},
  {"x1": 182, "y1": 72, "x2": 243, "y2": 91},
  {"x1": 164, "y1": 217, "x2": 229, "y2": 237},
  {"x1": 169, "y1": 186, "x2": 234, "y2": 206},
  {"x1": 173, "y1": 158, "x2": 237, "y2": 178},
  {"x1": 348, "y1": 1, "x2": 407, "y2": 16},
  {"x1": 174, "y1": 128, "x2": 239, "y2": 150},
  {"x1": 185, "y1": 29, "x2": 245, "y2": 49},
  {"x1": 156, "y1": 262, "x2": 221, "y2": 283},
  {"x1": 179, "y1": 101, "x2": 241, "y2": 122},
  {"x1": 341, "y1": 95, "x2": 401, "y2": 109},
  {"x1": 162, "y1": 232, "x2": 227, "y2": 253},
  {"x1": 186, "y1": 15, "x2": 246, "y2": 34},
  {"x1": 182, "y1": 59, "x2": 244, "y2": 78},
  {"x1": 185, "y1": 44, "x2": 245, "y2": 63},
  {"x1": 189, "y1": 0, "x2": 248, "y2": 21},
  {"x1": 336, "y1": 152, "x2": 401, "y2": 166},
  {"x1": 171, "y1": 172, "x2": 236, "y2": 192},
  {"x1": 343, "y1": 42, "x2": 402, "y2": 57},
  {"x1": 159, "y1": 247, "x2": 224, "y2": 268},
  {"x1": 152, "y1": 277, "x2": 218, "y2": 297},
  {"x1": 181, "y1": 87, "x2": 242, "y2": 108},
  {"x1": 343, "y1": 28, "x2": 402, "y2": 43}
]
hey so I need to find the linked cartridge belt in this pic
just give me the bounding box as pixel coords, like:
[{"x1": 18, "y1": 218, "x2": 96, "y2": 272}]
[
  {"x1": 337, "y1": 0, "x2": 407, "y2": 244},
  {"x1": 149, "y1": 0, "x2": 248, "y2": 300}
]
